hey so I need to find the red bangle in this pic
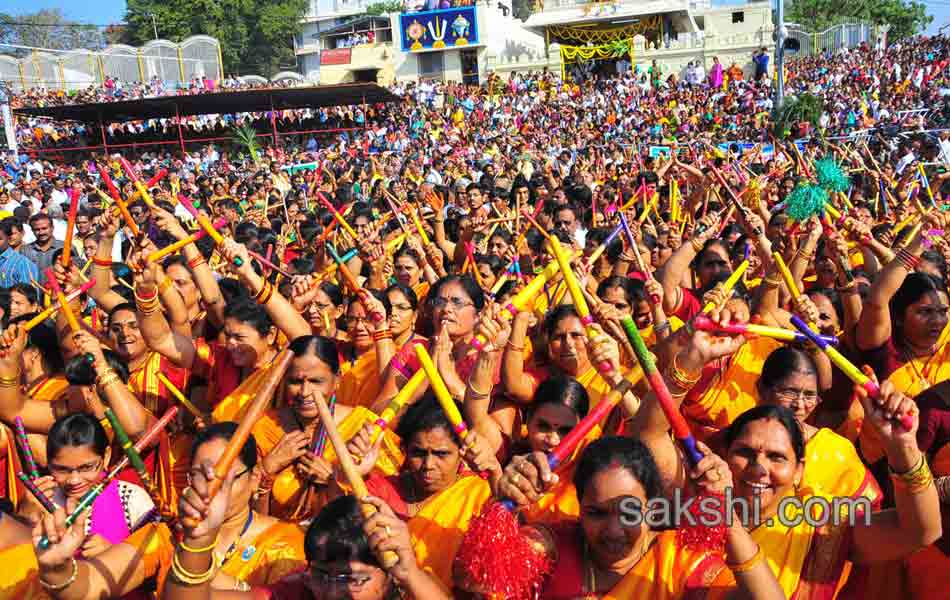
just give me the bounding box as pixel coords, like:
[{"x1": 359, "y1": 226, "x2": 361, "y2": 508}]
[
  {"x1": 92, "y1": 257, "x2": 113, "y2": 267},
  {"x1": 187, "y1": 256, "x2": 207, "y2": 270}
]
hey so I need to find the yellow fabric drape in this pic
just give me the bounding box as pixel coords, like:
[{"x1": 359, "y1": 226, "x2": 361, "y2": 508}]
[
  {"x1": 803, "y1": 428, "x2": 879, "y2": 508},
  {"x1": 682, "y1": 337, "x2": 781, "y2": 441},
  {"x1": 548, "y1": 17, "x2": 660, "y2": 44},
  {"x1": 212, "y1": 351, "x2": 291, "y2": 423},
  {"x1": 522, "y1": 425, "x2": 602, "y2": 525},
  {"x1": 0, "y1": 543, "x2": 48, "y2": 600},
  {"x1": 409, "y1": 474, "x2": 492, "y2": 589},
  {"x1": 602, "y1": 530, "x2": 726, "y2": 599},
  {"x1": 253, "y1": 406, "x2": 403, "y2": 520},
  {"x1": 337, "y1": 350, "x2": 382, "y2": 409},
  {"x1": 217, "y1": 522, "x2": 306, "y2": 586}
]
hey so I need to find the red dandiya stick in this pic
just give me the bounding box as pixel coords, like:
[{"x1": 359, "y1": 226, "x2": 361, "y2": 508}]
[
  {"x1": 45, "y1": 269, "x2": 81, "y2": 335},
  {"x1": 61, "y1": 189, "x2": 80, "y2": 267},
  {"x1": 119, "y1": 158, "x2": 157, "y2": 208},
  {"x1": 98, "y1": 164, "x2": 140, "y2": 237},
  {"x1": 248, "y1": 249, "x2": 293, "y2": 278}
]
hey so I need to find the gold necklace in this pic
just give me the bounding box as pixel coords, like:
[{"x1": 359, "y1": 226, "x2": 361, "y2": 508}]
[
  {"x1": 902, "y1": 343, "x2": 940, "y2": 390},
  {"x1": 583, "y1": 532, "x2": 654, "y2": 597}
]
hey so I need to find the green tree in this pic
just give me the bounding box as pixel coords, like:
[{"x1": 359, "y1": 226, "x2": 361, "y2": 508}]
[
  {"x1": 786, "y1": 0, "x2": 931, "y2": 41},
  {"x1": 124, "y1": 0, "x2": 308, "y2": 77},
  {"x1": 0, "y1": 9, "x2": 104, "y2": 56},
  {"x1": 365, "y1": 1, "x2": 404, "y2": 15}
]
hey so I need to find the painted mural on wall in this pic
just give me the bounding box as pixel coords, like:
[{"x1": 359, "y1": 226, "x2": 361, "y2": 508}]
[{"x1": 400, "y1": 6, "x2": 478, "y2": 52}]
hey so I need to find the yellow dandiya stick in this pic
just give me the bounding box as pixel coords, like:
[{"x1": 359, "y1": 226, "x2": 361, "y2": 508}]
[
  {"x1": 119, "y1": 158, "x2": 156, "y2": 208},
  {"x1": 311, "y1": 390, "x2": 399, "y2": 568},
  {"x1": 702, "y1": 259, "x2": 749, "y2": 314},
  {"x1": 370, "y1": 369, "x2": 427, "y2": 444},
  {"x1": 317, "y1": 192, "x2": 358, "y2": 240},
  {"x1": 414, "y1": 345, "x2": 471, "y2": 442},
  {"x1": 638, "y1": 192, "x2": 659, "y2": 224},
  {"x1": 547, "y1": 236, "x2": 612, "y2": 373},
  {"x1": 892, "y1": 213, "x2": 918, "y2": 237},
  {"x1": 407, "y1": 203, "x2": 431, "y2": 245},
  {"x1": 772, "y1": 252, "x2": 802, "y2": 299},
  {"x1": 146, "y1": 217, "x2": 227, "y2": 263},
  {"x1": 180, "y1": 350, "x2": 293, "y2": 528},
  {"x1": 322, "y1": 307, "x2": 332, "y2": 333},
  {"x1": 45, "y1": 269, "x2": 81, "y2": 334},
  {"x1": 156, "y1": 372, "x2": 203, "y2": 420}
]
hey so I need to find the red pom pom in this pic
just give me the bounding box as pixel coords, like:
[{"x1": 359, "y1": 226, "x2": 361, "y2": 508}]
[
  {"x1": 453, "y1": 502, "x2": 552, "y2": 600},
  {"x1": 677, "y1": 492, "x2": 728, "y2": 551}
]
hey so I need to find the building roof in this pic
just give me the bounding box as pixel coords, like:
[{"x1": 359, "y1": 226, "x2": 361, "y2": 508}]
[
  {"x1": 13, "y1": 83, "x2": 401, "y2": 123},
  {"x1": 522, "y1": 0, "x2": 688, "y2": 30},
  {"x1": 318, "y1": 15, "x2": 392, "y2": 37}
]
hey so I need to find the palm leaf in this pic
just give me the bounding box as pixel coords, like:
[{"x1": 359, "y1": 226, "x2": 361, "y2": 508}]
[{"x1": 230, "y1": 124, "x2": 262, "y2": 164}]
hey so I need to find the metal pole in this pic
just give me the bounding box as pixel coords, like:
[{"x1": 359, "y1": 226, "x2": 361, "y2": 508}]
[
  {"x1": 775, "y1": 0, "x2": 785, "y2": 112},
  {"x1": 270, "y1": 94, "x2": 279, "y2": 148},
  {"x1": 151, "y1": 14, "x2": 159, "y2": 40},
  {"x1": 176, "y1": 104, "x2": 185, "y2": 155}
]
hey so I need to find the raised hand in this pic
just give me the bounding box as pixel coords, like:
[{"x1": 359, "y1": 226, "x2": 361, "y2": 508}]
[
  {"x1": 361, "y1": 495, "x2": 421, "y2": 584},
  {"x1": 149, "y1": 204, "x2": 188, "y2": 241},
  {"x1": 178, "y1": 462, "x2": 237, "y2": 542},
  {"x1": 493, "y1": 451, "x2": 557, "y2": 508},
  {"x1": 33, "y1": 505, "x2": 87, "y2": 572},
  {"x1": 854, "y1": 366, "x2": 918, "y2": 448},
  {"x1": 689, "y1": 441, "x2": 733, "y2": 496},
  {"x1": 345, "y1": 422, "x2": 384, "y2": 479}
]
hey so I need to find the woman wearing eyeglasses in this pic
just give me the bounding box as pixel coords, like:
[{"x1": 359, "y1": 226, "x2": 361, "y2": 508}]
[
  {"x1": 30, "y1": 422, "x2": 306, "y2": 598},
  {"x1": 19, "y1": 413, "x2": 154, "y2": 558},
  {"x1": 753, "y1": 346, "x2": 881, "y2": 510},
  {"x1": 372, "y1": 275, "x2": 490, "y2": 419}
]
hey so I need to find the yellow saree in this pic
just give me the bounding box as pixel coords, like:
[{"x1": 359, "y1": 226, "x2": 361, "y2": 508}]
[
  {"x1": 682, "y1": 337, "x2": 781, "y2": 442},
  {"x1": 212, "y1": 350, "x2": 291, "y2": 423},
  {"x1": 522, "y1": 425, "x2": 603, "y2": 526},
  {"x1": 803, "y1": 428, "x2": 881, "y2": 510},
  {"x1": 0, "y1": 543, "x2": 48, "y2": 600},
  {"x1": 253, "y1": 406, "x2": 403, "y2": 521},
  {"x1": 336, "y1": 350, "x2": 381, "y2": 409},
  {"x1": 409, "y1": 474, "x2": 492, "y2": 589},
  {"x1": 29, "y1": 375, "x2": 69, "y2": 403}
]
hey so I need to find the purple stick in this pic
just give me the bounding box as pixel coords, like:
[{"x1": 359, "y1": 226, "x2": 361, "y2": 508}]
[
  {"x1": 14, "y1": 416, "x2": 39, "y2": 480},
  {"x1": 18, "y1": 472, "x2": 56, "y2": 513}
]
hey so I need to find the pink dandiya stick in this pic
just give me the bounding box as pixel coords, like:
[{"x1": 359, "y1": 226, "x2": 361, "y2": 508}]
[
  {"x1": 248, "y1": 249, "x2": 292, "y2": 278},
  {"x1": 61, "y1": 189, "x2": 80, "y2": 267},
  {"x1": 18, "y1": 472, "x2": 57, "y2": 513}
]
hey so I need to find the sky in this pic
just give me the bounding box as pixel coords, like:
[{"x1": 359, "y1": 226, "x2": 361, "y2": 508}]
[{"x1": 2, "y1": 0, "x2": 949, "y2": 37}]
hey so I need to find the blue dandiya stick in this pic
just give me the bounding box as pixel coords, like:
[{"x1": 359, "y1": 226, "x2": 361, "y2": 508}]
[
  {"x1": 879, "y1": 179, "x2": 889, "y2": 218},
  {"x1": 313, "y1": 395, "x2": 336, "y2": 455}
]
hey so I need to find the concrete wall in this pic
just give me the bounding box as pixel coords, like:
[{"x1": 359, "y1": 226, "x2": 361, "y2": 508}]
[{"x1": 319, "y1": 43, "x2": 397, "y2": 85}]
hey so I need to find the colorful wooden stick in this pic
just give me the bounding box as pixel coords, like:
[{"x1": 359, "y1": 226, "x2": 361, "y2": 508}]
[
  {"x1": 175, "y1": 194, "x2": 243, "y2": 267},
  {"x1": 312, "y1": 390, "x2": 399, "y2": 568},
  {"x1": 61, "y1": 189, "x2": 80, "y2": 267},
  {"x1": 702, "y1": 259, "x2": 749, "y2": 314},
  {"x1": 547, "y1": 236, "x2": 612, "y2": 373},
  {"x1": 17, "y1": 471, "x2": 57, "y2": 513},
  {"x1": 248, "y1": 249, "x2": 293, "y2": 278},
  {"x1": 312, "y1": 394, "x2": 336, "y2": 455},
  {"x1": 37, "y1": 406, "x2": 178, "y2": 549},
  {"x1": 414, "y1": 344, "x2": 471, "y2": 442},
  {"x1": 370, "y1": 369, "x2": 427, "y2": 443},
  {"x1": 146, "y1": 218, "x2": 227, "y2": 263},
  {"x1": 692, "y1": 316, "x2": 839, "y2": 346},
  {"x1": 97, "y1": 164, "x2": 140, "y2": 236},
  {"x1": 119, "y1": 158, "x2": 156, "y2": 208},
  {"x1": 180, "y1": 351, "x2": 293, "y2": 528},
  {"x1": 14, "y1": 416, "x2": 39, "y2": 479},
  {"x1": 103, "y1": 409, "x2": 150, "y2": 486},
  {"x1": 23, "y1": 280, "x2": 95, "y2": 331},
  {"x1": 585, "y1": 223, "x2": 623, "y2": 266},
  {"x1": 45, "y1": 269, "x2": 83, "y2": 336},
  {"x1": 156, "y1": 372, "x2": 204, "y2": 420},
  {"x1": 407, "y1": 203, "x2": 431, "y2": 245},
  {"x1": 316, "y1": 192, "x2": 358, "y2": 240},
  {"x1": 789, "y1": 315, "x2": 913, "y2": 431}
]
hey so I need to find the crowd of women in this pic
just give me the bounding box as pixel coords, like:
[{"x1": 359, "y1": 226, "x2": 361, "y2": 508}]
[{"x1": 0, "y1": 32, "x2": 948, "y2": 600}]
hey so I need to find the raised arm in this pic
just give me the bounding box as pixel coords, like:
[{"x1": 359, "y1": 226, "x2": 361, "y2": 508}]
[
  {"x1": 656, "y1": 213, "x2": 720, "y2": 315},
  {"x1": 500, "y1": 310, "x2": 538, "y2": 405},
  {"x1": 0, "y1": 323, "x2": 57, "y2": 432},
  {"x1": 219, "y1": 240, "x2": 312, "y2": 341},
  {"x1": 88, "y1": 211, "x2": 127, "y2": 313},
  {"x1": 464, "y1": 306, "x2": 512, "y2": 453},
  {"x1": 132, "y1": 254, "x2": 198, "y2": 370}
]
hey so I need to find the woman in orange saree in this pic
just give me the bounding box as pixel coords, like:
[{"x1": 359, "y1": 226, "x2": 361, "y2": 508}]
[{"x1": 252, "y1": 335, "x2": 402, "y2": 522}]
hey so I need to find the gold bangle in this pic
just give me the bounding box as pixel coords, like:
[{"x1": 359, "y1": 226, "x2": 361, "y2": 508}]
[
  {"x1": 180, "y1": 535, "x2": 219, "y2": 554},
  {"x1": 171, "y1": 550, "x2": 217, "y2": 586},
  {"x1": 668, "y1": 352, "x2": 701, "y2": 389},
  {"x1": 505, "y1": 340, "x2": 525, "y2": 352},
  {"x1": 691, "y1": 238, "x2": 705, "y2": 253},
  {"x1": 727, "y1": 545, "x2": 763, "y2": 574},
  {"x1": 890, "y1": 454, "x2": 934, "y2": 495},
  {"x1": 0, "y1": 372, "x2": 19, "y2": 387},
  {"x1": 39, "y1": 557, "x2": 78, "y2": 591}
]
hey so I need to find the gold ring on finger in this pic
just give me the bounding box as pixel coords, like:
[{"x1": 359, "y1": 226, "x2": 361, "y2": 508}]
[
  {"x1": 384, "y1": 525, "x2": 392, "y2": 537},
  {"x1": 510, "y1": 472, "x2": 520, "y2": 484}
]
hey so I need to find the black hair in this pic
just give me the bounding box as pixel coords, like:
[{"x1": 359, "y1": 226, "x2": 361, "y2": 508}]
[
  {"x1": 8, "y1": 283, "x2": 39, "y2": 307},
  {"x1": 759, "y1": 346, "x2": 818, "y2": 390},
  {"x1": 891, "y1": 272, "x2": 946, "y2": 338},
  {"x1": 573, "y1": 436, "x2": 662, "y2": 502},
  {"x1": 190, "y1": 421, "x2": 257, "y2": 470},
  {"x1": 8, "y1": 315, "x2": 63, "y2": 373},
  {"x1": 305, "y1": 495, "x2": 381, "y2": 570},
  {"x1": 542, "y1": 304, "x2": 581, "y2": 339},
  {"x1": 725, "y1": 405, "x2": 805, "y2": 462},
  {"x1": 288, "y1": 335, "x2": 341, "y2": 374},
  {"x1": 596, "y1": 276, "x2": 639, "y2": 308},
  {"x1": 585, "y1": 227, "x2": 623, "y2": 262},
  {"x1": 529, "y1": 375, "x2": 589, "y2": 420},
  {"x1": 47, "y1": 412, "x2": 109, "y2": 463},
  {"x1": 107, "y1": 302, "x2": 137, "y2": 327},
  {"x1": 395, "y1": 393, "x2": 462, "y2": 448},
  {"x1": 428, "y1": 275, "x2": 485, "y2": 311},
  {"x1": 385, "y1": 282, "x2": 419, "y2": 311},
  {"x1": 318, "y1": 281, "x2": 344, "y2": 307},
  {"x1": 807, "y1": 287, "x2": 844, "y2": 325},
  {"x1": 223, "y1": 298, "x2": 274, "y2": 337},
  {"x1": 65, "y1": 348, "x2": 129, "y2": 386}
]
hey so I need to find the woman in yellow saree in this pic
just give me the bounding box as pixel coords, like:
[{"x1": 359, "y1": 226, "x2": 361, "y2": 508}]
[
  {"x1": 343, "y1": 394, "x2": 502, "y2": 590},
  {"x1": 337, "y1": 283, "x2": 423, "y2": 409},
  {"x1": 486, "y1": 436, "x2": 784, "y2": 599},
  {"x1": 635, "y1": 322, "x2": 943, "y2": 600},
  {"x1": 252, "y1": 335, "x2": 402, "y2": 522}
]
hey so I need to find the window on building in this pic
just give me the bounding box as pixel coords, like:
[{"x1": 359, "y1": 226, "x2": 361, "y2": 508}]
[
  {"x1": 731, "y1": 11, "x2": 744, "y2": 23},
  {"x1": 419, "y1": 52, "x2": 444, "y2": 77}
]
